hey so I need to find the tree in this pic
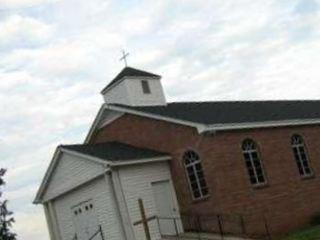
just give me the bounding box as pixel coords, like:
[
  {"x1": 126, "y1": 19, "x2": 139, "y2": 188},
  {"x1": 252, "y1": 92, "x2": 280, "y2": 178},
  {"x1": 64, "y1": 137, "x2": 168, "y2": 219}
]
[{"x1": 0, "y1": 169, "x2": 16, "y2": 240}]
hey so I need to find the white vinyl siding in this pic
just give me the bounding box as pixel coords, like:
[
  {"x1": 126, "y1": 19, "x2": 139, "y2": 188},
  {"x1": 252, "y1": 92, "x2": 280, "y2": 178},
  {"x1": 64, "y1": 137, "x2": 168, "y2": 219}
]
[
  {"x1": 42, "y1": 152, "x2": 105, "y2": 202},
  {"x1": 53, "y1": 176, "x2": 124, "y2": 240},
  {"x1": 118, "y1": 161, "x2": 180, "y2": 240},
  {"x1": 103, "y1": 77, "x2": 167, "y2": 106}
]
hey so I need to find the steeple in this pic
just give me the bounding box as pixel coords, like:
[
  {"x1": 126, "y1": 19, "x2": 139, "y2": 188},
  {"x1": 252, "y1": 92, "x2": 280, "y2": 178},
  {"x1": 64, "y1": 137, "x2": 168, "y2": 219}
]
[{"x1": 101, "y1": 67, "x2": 167, "y2": 106}]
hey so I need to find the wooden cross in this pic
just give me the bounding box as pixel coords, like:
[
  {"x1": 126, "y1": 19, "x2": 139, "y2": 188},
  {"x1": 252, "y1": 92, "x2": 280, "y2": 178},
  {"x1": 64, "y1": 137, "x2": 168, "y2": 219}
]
[
  {"x1": 133, "y1": 198, "x2": 157, "y2": 240},
  {"x1": 119, "y1": 50, "x2": 129, "y2": 67}
]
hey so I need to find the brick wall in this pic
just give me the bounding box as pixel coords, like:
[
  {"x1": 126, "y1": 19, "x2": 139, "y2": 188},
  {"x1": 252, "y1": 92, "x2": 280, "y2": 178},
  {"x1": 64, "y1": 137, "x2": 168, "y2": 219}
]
[{"x1": 90, "y1": 113, "x2": 320, "y2": 237}]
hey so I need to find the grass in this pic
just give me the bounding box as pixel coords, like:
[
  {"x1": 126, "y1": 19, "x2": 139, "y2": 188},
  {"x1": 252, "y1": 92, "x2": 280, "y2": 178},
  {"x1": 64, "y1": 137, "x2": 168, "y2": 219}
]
[{"x1": 281, "y1": 226, "x2": 320, "y2": 240}]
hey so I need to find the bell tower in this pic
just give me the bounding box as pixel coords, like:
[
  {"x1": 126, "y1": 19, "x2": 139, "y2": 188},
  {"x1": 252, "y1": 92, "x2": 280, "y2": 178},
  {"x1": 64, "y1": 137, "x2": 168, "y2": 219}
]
[{"x1": 101, "y1": 67, "x2": 167, "y2": 106}]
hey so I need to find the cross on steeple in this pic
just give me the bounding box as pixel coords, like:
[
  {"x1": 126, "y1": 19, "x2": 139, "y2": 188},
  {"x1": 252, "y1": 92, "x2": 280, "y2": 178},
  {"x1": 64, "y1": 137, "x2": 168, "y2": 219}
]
[{"x1": 119, "y1": 50, "x2": 130, "y2": 67}]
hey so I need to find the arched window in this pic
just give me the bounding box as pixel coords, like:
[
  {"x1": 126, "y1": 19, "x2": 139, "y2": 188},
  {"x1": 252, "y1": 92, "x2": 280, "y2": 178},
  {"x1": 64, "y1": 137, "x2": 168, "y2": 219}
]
[
  {"x1": 291, "y1": 134, "x2": 312, "y2": 177},
  {"x1": 242, "y1": 139, "x2": 266, "y2": 185},
  {"x1": 183, "y1": 150, "x2": 209, "y2": 199}
]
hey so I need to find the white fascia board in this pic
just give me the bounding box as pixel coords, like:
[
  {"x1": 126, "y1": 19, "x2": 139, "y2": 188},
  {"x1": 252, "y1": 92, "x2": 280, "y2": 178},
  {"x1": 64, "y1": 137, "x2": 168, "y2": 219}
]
[
  {"x1": 107, "y1": 105, "x2": 320, "y2": 133},
  {"x1": 42, "y1": 170, "x2": 111, "y2": 203},
  {"x1": 84, "y1": 104, "x2": 106, "y2": 143},
  {"x1": 60, "y1": 148, "x2": 171, "y2": 167},
  {"x1": 33, "y1": 148, "x2": 110, "y2": 204},
  {"x1": 106, "y1": 104, "x2": 204, "y2": 131},
  {"x1": 84, "y1": 104, "x2": 124, "y2": 144},
  {"x1": 34, "y1": 148, "x2": 62, "y2": 204},
  {"x1": 200, "y1": 119, "x2": 320, "y2": 133},
  {"x1": 101, "y1": 76, "x2": 161, "y2": 94},
  {"x1": 60, "y1": 148, "x2": 111, "y2": 166},
  {"x1": 110, "y1": 156, "x2": 171, "y2": 167}
]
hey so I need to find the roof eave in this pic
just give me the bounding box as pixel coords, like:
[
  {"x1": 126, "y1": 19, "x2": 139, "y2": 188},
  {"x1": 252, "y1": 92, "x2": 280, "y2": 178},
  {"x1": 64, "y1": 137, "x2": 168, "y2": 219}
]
[
  {"x1": 200, "y1": 119, "x2": 320, "y2": 133},
  {"x1": 106, "y1": 104, "x2": 205, "y2": 132},
  {"x1": 101, "y1": 75, "x2": 161, "y2": 95}
]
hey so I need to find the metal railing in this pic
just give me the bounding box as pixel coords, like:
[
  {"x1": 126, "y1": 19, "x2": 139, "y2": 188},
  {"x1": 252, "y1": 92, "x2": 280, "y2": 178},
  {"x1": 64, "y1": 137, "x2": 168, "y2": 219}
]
[
  {"x1": 156, "y1": 213, "x2": 272, "y2": 240},
  {"x1": 88, "y1": 225, "x2": 105, "y2": 240},
  {"x1": 72, "y1": 225, "x2": 105, "y2": 240}
]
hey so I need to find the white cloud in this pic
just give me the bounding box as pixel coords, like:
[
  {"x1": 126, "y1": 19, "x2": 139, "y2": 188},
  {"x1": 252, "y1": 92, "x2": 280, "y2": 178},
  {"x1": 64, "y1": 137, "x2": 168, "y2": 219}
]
[
  {"x1": 0, "y1": 15, "x2": 54, "y2": 49},
  {"x1": 1, "y1": 1, "x2": 320, "y2": 240},
  {"x1": 0, "y1": 0, "x2": 55, "y2": 9}
]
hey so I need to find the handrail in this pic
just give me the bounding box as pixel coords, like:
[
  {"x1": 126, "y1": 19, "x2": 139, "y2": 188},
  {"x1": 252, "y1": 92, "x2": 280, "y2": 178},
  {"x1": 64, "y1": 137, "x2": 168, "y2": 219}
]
[
  {"x1": 88, "y1": 225, "x2": 105, "y2": 240},
  {"x1": 72, "y1": 233, "x2": 77, "y2": 240}
]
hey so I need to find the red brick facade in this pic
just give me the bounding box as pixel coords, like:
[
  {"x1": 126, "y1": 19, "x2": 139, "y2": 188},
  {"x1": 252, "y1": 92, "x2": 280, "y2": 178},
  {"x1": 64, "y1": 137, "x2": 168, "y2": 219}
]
[{"x1": 90, "y1": 113, "x2": 320, "y2": 237}]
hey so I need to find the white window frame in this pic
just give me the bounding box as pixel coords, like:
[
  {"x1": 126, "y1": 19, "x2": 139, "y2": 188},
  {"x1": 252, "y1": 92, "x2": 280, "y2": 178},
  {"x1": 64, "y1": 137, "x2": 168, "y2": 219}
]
[
  {"x1": 183, "y1": 150, "x2": 209, "y2": 200},
  {"x1": 141, "y1": 80, "x2": 151, "y2": 94},
  {"x1": 291, "y1": 134, "x2": 313, "y2": 177},
  {"x1": 242, "y1": 139, "x2": 267, "y2": 186}
]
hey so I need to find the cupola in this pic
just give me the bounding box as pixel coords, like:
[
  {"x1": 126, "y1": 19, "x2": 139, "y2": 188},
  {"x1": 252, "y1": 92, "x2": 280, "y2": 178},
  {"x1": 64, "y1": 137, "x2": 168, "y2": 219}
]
[{"x1": 101, "y1": 67, "x2": 167, "y2": 106}]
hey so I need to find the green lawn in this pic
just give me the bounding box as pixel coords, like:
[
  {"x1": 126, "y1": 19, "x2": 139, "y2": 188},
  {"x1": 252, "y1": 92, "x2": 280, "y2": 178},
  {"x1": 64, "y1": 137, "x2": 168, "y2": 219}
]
[{"x1": 282, "y1": 226, "x2": 320, "y2": 240}]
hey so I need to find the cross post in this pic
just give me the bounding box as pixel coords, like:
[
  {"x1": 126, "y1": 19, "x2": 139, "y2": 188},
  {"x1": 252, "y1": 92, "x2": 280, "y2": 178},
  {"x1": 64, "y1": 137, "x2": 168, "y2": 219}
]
[
  {"x1": 133, "y1": 198, "x2": 157, "y2": 240},
  {"x1": 119, "y1": 50, "x2": 129, "y2": 67}
]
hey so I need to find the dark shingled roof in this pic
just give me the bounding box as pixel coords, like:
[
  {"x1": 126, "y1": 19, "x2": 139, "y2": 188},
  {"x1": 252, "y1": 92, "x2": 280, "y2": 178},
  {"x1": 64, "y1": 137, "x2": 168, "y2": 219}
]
[
  {"x1": 61, "y1": 141, "x2": 169, "y2": 161},
  {"x1": 112, "y1": 100, "x2": 320, "y2": 125},
  {"x1": 101, "y1": 67, "x2": 160, "y2": 93}
]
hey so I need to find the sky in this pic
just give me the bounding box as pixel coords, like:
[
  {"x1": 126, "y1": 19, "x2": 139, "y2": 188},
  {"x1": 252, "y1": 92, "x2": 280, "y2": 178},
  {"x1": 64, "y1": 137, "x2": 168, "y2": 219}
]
[{"x1": 0, "y1": 0, "x2": 320, "y2": 239}]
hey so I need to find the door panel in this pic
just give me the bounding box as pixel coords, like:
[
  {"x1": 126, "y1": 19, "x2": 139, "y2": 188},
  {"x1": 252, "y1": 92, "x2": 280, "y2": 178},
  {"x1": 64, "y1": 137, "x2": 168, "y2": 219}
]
[
  {"x1": 72, "y1": 200, "x2": 100, "y2": 240},
  {"x1": 152, "y1": 181, "x2": 177, "y2": 236}
]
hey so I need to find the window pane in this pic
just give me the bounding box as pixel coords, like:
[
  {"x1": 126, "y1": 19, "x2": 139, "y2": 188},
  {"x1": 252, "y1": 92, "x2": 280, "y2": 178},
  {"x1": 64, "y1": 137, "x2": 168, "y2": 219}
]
[
  {"x1": 183, "y1": 150, "x2": 208, "y2": 199},
  {"x1": 201, "y1": 188, "x2": 209, "y2": 196},
  {"x1": 250, "y1": 177, "x2": 257, "y2": 184},
  {"x1": 242, "y1": 139, "x2": 266, "y2": 186},
  {"x1": 291, "y1": 135, "x2": 312, "y2": 177},
  {"x1": 191, "y1": 182, "x2": 198, "y2": 191},
  {"x1": 199, "y1": 179, "x2": 207, "y2": 188},
  {"x1": 189, "y1": 174, "x2": 196, "y2": 182},
  {"x1": 195, "y1": 163, "x2": 202, "y2": 171},
  {"x1": 141, "y1": 80, "x2": 151, "y2": 94},
  {"x1": 193, "y1": 190, "x2": 200, "y2": 198},
  {"x1": 257, "y1": 175, "x2": 265, "y2": 183},
  {"x1": 305, "y1": 167, "x2": 311, "y2": 175}
]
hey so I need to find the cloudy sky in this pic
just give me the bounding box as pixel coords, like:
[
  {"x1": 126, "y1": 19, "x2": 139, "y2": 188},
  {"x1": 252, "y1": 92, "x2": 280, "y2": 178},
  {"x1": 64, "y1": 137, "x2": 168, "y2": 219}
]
[{"x1": 1, "y1": 0, "x2": 320, "y2": 239}]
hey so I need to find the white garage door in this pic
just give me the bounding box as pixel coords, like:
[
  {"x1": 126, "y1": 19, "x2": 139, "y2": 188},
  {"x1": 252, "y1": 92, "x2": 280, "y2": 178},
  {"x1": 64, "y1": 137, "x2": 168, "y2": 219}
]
[{"x1": 72, "y1": 200, "x2": 101, "y2": 240}]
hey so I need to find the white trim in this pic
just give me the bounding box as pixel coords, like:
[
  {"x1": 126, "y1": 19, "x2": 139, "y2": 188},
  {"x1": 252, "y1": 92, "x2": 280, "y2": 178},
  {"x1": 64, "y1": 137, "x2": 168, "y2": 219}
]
[
  {"x1": 34, "y1": 148, "x2": 62, "y2": 204},
  {"x1": 61, "y1": 148, "x2": 171, "y2": 167},
  {"x1": 100, "y1": 112, "x2": 124, "y2": 128},
  {"x1": 201, "y1": 119, "x2": 320, "y2": 133},
  {"x1": 42, "y1": 171, "x2": 110, "y2": 203},
  {"x1": 34, "y1": 147, "x2": 109, "y2": 204},
  {"x1": 84, "y1": 103, "x2": 320, "y2": 144},
  {"x1": 43, "y1": 203, "x2": 56, "y2": 240},
  {"x1": 109, "y1": 104, "x2": 320, "y2": 132},
  {"x1": 84, "y1": 105, "x2": 106, "y2": 143},
  {"x1": 110, "y1": 170, "x2": 136, "y2": 240},
  {"x1": 110, "y1": 156, "x2": 171, "y2": 167},
  {"x1": 34, "y1": 146, "x2": 171, "y2": 203},
  {"x1": 101, "y1": 76, "x2": 161, "y2": 94},
  {"x1": 106, "y1": 105, "x2": 320, "y2": 133},
  {"x1": 48, "y1": 201, "x2": 62, "y2": 240},
  {"x1": 84, "y1": 105, "x2": 125, "y2": 143},
  {"x1": 104, "y1": 173, "x2": 128, "y2": 240},
  {"x1": 106, "y1": 104, "x2": 203, "y2": 130},
  {"x1": 60, "y1": 149, "x2": 110, "y2": 166}
]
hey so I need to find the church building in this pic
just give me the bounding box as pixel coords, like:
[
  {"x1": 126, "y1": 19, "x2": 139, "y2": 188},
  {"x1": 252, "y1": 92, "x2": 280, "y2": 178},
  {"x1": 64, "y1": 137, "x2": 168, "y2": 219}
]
[{"x1": 35, "y1": 67, "x2": 320, "y2": 240}]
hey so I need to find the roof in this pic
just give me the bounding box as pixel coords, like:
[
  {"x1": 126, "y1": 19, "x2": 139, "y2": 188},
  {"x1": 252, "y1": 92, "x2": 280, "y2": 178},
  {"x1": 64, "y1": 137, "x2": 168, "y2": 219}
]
[
  {"x1": 101, "y1": 67, "x2": 161, "y2": 93},
  {"x1": 61, "y1": 141, "x2": 169, "y2": 161},
  {"x1": 111, "y1": 100, "x2": 320, "y2": 125}
]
